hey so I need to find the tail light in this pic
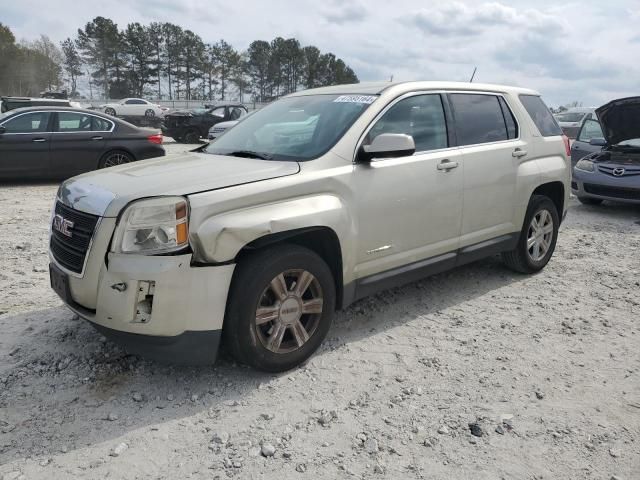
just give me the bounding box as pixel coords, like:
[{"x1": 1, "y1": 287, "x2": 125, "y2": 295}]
[
  {"x1": 562, "y1": 134, "x2": 571, "y2": 157},
  {"x1": 147, "y1": 133, "x2": 163, "y2": 145}
]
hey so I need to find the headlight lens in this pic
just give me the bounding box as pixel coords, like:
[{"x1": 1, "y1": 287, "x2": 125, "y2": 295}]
[
  {"x1": 114, "y1": 197, "x2": 189, "y2": 254},
  {"x1": 575, "y1": 159, "x2": 595, "y2": 172}
]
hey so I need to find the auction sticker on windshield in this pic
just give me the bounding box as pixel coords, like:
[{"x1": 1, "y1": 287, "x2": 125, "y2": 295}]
[{"x1": 333, "y1": 95, "x2": 377, "y2": 104}]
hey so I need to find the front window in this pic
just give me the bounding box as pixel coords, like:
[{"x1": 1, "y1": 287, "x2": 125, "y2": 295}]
[
  {"x1": 577, "y1": 119, "x2": 603, "y2": 142},
  {"x1": 204, "y1": 94, "x2": 376, "y2": 161},
  {"x1": 1, "y1": 112, "x2": 51, "y2": 133}
]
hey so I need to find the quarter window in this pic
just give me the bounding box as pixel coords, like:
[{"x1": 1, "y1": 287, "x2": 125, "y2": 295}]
[
  {"x1": 519, "y1": 95, "x2": 563, "y2": 137},
  {"x1": 577, "y1": 119, "x2": 603, "y2": 142},
  {"x1": 450, "y1": 94, "x2": 509, "y2": 145},
  {"x1": 1, "y1": 112, "x2": 51, "y2": 133},
  {"x1": 366, "y1": 94, "x2": 448, "y2": 152}
]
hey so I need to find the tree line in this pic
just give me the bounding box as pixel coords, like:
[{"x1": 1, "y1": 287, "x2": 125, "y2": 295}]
[{"x1": 0, "y1": 18, "x2": 359, "y2": 102}]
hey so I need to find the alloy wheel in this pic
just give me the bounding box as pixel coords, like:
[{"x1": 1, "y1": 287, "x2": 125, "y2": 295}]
[
  {"x1": 526, "y1": 208, "x2": 554, "y2": 262},
  {"x1": 255, "y1": 269, "x2": 324, "y2": 354},
  {"x1": 103, "y1": 153, "x2": 130, "y2": 168}
]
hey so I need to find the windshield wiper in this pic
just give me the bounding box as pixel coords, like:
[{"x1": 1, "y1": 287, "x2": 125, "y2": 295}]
[{"x1": 226, "y1": 150, "x2": 273, "y2": 160}]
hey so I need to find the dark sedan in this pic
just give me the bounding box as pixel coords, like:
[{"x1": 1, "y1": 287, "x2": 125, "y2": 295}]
[
  {"x1": 572, "y1": 96, "x2": 640, "y2": 205},
  {"x1": 0, "y1": 107, "x2": 165, "y2": 180}
]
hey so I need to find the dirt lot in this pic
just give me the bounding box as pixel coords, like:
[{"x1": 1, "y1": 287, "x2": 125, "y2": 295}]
[{"x1": 0, "y1": 144, "x2": 638, "y2": 479}]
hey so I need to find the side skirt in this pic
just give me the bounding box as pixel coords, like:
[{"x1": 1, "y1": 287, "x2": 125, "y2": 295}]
[{"x1": 342, "y1": 233, "x2": 519, "y2": 308}]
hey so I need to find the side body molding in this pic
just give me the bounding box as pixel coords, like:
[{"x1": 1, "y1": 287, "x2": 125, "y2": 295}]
[{"x1": 191, "y1": 195, "x2": 353, "y2": 266}]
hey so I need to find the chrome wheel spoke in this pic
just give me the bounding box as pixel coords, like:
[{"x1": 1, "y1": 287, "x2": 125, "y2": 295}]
[
  {"x1": 527, "y1": 236, "x2": 536, "y2": 250},
  {"x1": 533, "y1": 242, "x2": 540, "y2": 260},
  {"x1": 301, "y1": 298, "x2": 323, "y2": 314},
  {"x1": 267, "y1": 322, "x2": 287, "y2": 351},
  {"x1": 291, "y1": 319, "x2": 310, "y2": 347},
  {"x1": 542, "y1": 224, "x2": 553, "y2": 235},
  {"x1": 294, "y1": 271, "x2": 313, "y2": 297},
  {"x1": 270, "y1": 274, "x2": 289, "y2": 301},
  {"x1": 256, "y1": 306, "x2": 279, "y2": 325}
]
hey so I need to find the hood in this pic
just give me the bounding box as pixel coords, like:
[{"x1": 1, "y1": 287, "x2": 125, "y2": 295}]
[
  {"x1": 595, "y1": 96, "x2": 640, "y2": 146},
  {"x1": 59, "y1": 153, "x2": 300, "y2": 217}
]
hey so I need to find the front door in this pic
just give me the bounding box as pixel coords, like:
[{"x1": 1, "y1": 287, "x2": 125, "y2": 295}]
[
  {"x1": 0, "y1": 111, "x2": 52, "y2": 179},
  {"x1": 353, "y1": 93, "x2": 464, "y2": 279},
  {"x1": 571, "y1": 119, "x2": 604, "y2": 167},
  {"x1": 49, "y1": 112, "x2": 110, "y2": 176}
]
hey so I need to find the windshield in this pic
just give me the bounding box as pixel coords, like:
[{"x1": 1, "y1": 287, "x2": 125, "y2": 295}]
[
  {"x1": 555, "y1": 112, "x2": 586, "y2": 122},
  {"x1": 204, "y1": 94, "x2": 377, "y2": 161}
]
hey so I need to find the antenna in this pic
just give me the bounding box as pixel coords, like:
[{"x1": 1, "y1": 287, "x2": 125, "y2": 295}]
[
  {"x1": 469, "y1": 67, "x2": 477, "y2": 83},
  {"x1": 390, "y1": 75, "x2": 394, "y2": 82}
]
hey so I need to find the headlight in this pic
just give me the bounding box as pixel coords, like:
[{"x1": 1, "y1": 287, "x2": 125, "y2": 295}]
[
  {"x1": 113, "y1": 197, "x2": 189, "y2": 254},
  {"x1": 575, "y1": 159, "x2": 595, "y2": 172}
]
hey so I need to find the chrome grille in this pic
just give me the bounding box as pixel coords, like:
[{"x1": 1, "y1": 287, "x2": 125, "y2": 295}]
[{"x1": 50, "y1": 202, "x2": 99, "y2": 274}]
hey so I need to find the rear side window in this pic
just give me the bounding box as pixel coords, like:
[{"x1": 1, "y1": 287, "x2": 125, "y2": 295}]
[
  {"x1": 449, "y1": 94, "x2": 509, "y2": 146},
  {"x1": 519, "y1": 95, "x2": 562, "y2": 136}
]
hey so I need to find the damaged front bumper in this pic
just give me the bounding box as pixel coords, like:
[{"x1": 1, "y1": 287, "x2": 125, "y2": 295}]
[{"x1": 50, "y1": 252, "x2": 235, "y2": 365}]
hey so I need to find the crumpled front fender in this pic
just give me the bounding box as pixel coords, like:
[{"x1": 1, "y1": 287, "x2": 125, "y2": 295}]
[{"x1": 191, "y1": 195, "x2": 351, "y2": 264}]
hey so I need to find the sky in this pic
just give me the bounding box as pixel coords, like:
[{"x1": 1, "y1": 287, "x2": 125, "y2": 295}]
[{"x1": 2, "y1": 0, "x2": 639, "y2": 107}]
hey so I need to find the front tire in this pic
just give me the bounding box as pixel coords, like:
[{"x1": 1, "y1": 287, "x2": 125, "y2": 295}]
[
  {"x1": 577, "y1": 196, "x2": 603, "y2": 206},
  {"x1": 145, "y1": 109, "x2": 156, "y2": 118},
  {"x1": 224, "y1": 245, "x2": 336, "y2": 372},
  {"x1": 502, "y1": 195, "x2": 559, "y2": 274},
  {"x1": 104, "y1": 108, "x2": 116, "y2": 116}
]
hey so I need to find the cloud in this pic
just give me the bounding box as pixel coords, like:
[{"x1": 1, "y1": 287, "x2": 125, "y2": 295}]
[
  {"x1": 323, "y1": 1, "x2": 368, "y2": 25},
  {"x1": 402, "y1": 1, "x2": 564, "y2": 37}
]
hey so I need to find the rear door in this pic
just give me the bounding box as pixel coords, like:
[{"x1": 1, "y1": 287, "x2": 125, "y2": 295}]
[
  {"x1": 449, "y1": 93, "x2": 525, "y2": 246},
  {"x1": 0, "y1": 111, "x2": 52, "y2": 178},
  {"x1": 571, "y1": 118, "x2": 604, "y2": 167},
  {"x1": 49, "y1": 112, "x2": 112, "y2": 176}
]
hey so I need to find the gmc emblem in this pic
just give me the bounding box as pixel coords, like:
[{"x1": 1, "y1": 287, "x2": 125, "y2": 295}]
[{"x1": 53, "y1": 214, "x2": 74, "y2": 237}]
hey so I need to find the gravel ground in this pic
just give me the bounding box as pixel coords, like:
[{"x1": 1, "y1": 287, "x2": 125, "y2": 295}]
[{"x1": 0, "y1": 144, "x2": 639, "y2": 479}]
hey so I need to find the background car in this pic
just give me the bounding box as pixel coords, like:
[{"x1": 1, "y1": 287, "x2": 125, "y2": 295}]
[
  {"x1": 163, "y1": 102, "x2": 248, "y2": 143},
  {"x1": 0, "y1": 107, "x2": 165, "y2": 180},
  {"x1": 101, "y1": 98, "x2": 165, "y2": 118},
  {"x1": 1, "y1": 96, "x2": 73, "y2": 113},
  {"x1": 572, "y1": 96, "x2": 640, "y2": 205},
  {"x1": 554, "y1": 107, "x2": 596, "y2": 138},
  {"x1": 207, "y1": 109, "x2": 253, "y2": 139},
  {"x1": 570, "y1": 117, "x2": 605, "y2": 167}
]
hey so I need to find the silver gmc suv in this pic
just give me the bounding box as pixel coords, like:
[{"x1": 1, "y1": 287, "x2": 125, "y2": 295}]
[{"x1": 49, "y1": 81, "x2": 570, "y2": 372}]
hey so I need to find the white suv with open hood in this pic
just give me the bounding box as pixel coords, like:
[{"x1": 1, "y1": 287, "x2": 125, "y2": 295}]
[{"x1": 49, "y1": 82, "x2": 570, "y2": 372}]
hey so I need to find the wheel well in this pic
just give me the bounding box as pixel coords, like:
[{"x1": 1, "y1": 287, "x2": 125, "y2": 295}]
[
  {"x1": 235, "y1": 227, "x2": 344, "y2": 309},
  {"x1": 532, "y1": 182, "x2": 564, "y2": 220}
]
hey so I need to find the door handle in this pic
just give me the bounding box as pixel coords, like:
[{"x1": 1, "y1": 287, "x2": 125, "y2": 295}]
[
  {"x1": 91, "y1": 136, "x2": 103, "y2": 141},
  {"x1": 437, "y1": 159, "x2": 459, "y2": 171},
  {"x1": 32, "y1": 138, "x2": 47, "y2": 142},
  {"x1": 512, "y1": 148, "x2": 527, "y2": 158}
]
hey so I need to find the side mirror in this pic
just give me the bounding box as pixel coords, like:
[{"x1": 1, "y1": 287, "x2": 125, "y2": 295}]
[
  {"x1": 589, "y1": 137, "x2": 606, "y2": 146},
  {"x1": 0, "y1": 126, "x2": 5, "y2": 135},
  {"x1": 359, "y1": 133, "x2": 416, "y2": 162}
]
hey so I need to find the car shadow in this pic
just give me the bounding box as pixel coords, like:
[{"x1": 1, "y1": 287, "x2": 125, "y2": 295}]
[{"x1": 0, "y1": 256, "x2": 525, "y2": 464}]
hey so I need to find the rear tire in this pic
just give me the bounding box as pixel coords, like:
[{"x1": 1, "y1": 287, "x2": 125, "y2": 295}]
[
  {"x1": 98, "y1": 150, "x2": 134, "y2": 169},
  {"x1": 502, "y1": 195, "x2": 559, "y2": 274},
  {"x1": 577, "y1": 196, "x2": 603, "y2": 206},
  {"x1": 145, "y1": 109, "x2": 155, "y2": 118},
  {"x1": 184, "y1": 129, "x2": 200, "y2": 144},
  {"x1": 224, "y1": 244, "x2": 336, "y2": 372}
]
